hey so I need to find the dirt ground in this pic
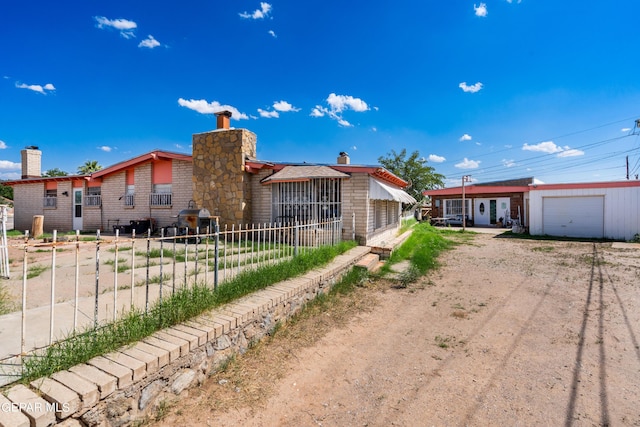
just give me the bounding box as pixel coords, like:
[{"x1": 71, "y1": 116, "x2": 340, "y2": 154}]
[{"x1": 152, "y1": 232, "x2": 640, "y2": 427}]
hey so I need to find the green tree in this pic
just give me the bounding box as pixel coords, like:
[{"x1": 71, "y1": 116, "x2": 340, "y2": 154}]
[
  {"x1": 77, "y1": 160, "x2": 102, "y2": 175},
  {"x1": 0, "y1": 183, "x2": 13, "y2": 201},
  {"x1": 43, "y1": 168, "x2": 68, "y2": 177},
  {"x1": 378, "y1": 149, "x2": 445, "y2": 202}
]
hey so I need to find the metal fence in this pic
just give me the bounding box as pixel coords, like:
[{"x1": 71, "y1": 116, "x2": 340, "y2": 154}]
[{"x1": 0, "y1": 217, "x2": 342, "y2": 385}]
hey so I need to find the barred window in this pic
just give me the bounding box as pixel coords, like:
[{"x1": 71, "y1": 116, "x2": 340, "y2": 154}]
[{"x1": 272, "y1": 178, "x2": 341, "y2": 223}]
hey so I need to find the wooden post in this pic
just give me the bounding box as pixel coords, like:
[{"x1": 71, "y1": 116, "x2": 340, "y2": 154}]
[{"x1": 31, "y1": 215, "x2": 44, "y2": 238}]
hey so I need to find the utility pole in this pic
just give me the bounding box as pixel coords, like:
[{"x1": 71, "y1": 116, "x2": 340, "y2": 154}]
[
  {"x1": 626, "y1": 156, "x2": 629, "y2": 180},
  {"x1": 462, "y1": 175, "x2": 471, "y2": 231}
]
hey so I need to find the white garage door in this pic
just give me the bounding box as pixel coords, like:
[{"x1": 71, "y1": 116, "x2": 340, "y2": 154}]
[{"x1": 542, "y1": 196, "x2": 604, "y2": 238}]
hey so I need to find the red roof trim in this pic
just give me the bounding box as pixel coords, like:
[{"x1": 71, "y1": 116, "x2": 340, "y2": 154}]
[
  {"x1": 528, "y1": 180, "x2": 640, "y2": 190},
  {"x1": 3, "y1": 175, "x2": 88, "y2": 186},
  {"x1": 91, "y1": 150, "x2": 192, "y2": 179},
  {"x1": 244, "y1": 161, "x2": 409, "y2": 188},
  {"x1": 424, "y1": 185, "x2": 530, "y2": 196}
]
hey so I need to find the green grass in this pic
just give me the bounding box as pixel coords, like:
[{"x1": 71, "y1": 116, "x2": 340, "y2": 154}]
[
  {"x1": 379, "y1": 222, "x2": 460, "y2": 282},
  {"x1": 0, "y1": 283, "x2": 14, "y2": 315},
  {"x1": 26, "y1": 264, "x2": 49, "y2": 279},
  {"x1": 19, "y1": 240, "x2": 357, "y2": 383}
]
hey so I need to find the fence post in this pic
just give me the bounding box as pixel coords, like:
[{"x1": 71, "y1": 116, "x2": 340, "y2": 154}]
[
  {"x1": 294, "y1": 221, "x2": 299, "y2": 257},
  {"x1": 145, "y1": 229, "x2": 151, "y2": 314},
  {"x1": 214, "y1": 221, "x2": 219, "y2": 290},
  {"x1": 74, "y1": 230, "x2": 80, "y2": 331},
  {"x1": 113, "y1": 230, "x2": 119, "y2": 322},
  {"x1": 94, "y1": 230, "x2": 101, "y2": 330},
  {"x1": 20, "y1": 231, "x2": 29, "y2": 359},
  {"x1": 130, "y1": 229, "x2": 136, "y2": 307},
  {"x1": 159, "y1": 228, "x2": 164, "y2": 307}
]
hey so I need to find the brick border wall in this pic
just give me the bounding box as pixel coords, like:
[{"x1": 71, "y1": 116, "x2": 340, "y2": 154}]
[{"x1": 1, "y1": 246, "x2": 372, "y2": 427}]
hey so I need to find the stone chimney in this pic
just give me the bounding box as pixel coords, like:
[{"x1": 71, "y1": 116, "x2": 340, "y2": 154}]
[
  {"x1": 337, "y1": 152, "x2": 350, "y2": 165},
  {"x1": 21, "y1": 146, "x2": 42, "y2": 179},
  {"x1": 192, "y1": 126, "x2": 257, "y2": 227},
  {"x1": 215, "y1": 110, "x2": 232, "y2": 130}
]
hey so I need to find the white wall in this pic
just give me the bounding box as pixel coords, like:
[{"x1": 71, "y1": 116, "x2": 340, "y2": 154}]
[{"x1": 529, "y1": 187, "x2": 640, "y2": 240}]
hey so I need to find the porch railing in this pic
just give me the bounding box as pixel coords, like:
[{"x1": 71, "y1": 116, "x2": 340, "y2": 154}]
[
  {"x1": 150, "y1": 192, "x2": 172, "y2": 206},
  {"x1": 0, "y1": 217, "x2": 343, "y2": 386}
]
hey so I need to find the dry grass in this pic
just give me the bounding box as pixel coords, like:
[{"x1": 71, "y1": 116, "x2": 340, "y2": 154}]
[{"x1": 160, "y1": 277, "x2": 387, "y2": 420}]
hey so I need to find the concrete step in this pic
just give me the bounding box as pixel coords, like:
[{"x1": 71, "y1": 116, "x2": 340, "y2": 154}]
[{"x1": 355, "y1": 253, "x2": 381, "y2": 272}]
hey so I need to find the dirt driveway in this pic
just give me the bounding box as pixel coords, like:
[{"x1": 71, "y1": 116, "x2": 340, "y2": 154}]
[{"x1": 155, "y1": 232, "x2": 640, "y2": 426}]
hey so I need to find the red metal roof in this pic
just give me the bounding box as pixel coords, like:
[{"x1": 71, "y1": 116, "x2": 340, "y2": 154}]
[{"x1": 424, "y1": 185, "x2": 530, "y2": 196}]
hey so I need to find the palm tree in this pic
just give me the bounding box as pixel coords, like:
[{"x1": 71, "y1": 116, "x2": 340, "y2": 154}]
[{"x1": 77, "y1": 160, "x2": 102, "y2": 175}]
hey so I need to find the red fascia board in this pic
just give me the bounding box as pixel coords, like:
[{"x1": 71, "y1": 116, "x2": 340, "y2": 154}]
[
  {"x1": 3, "y1": 175, "x2": 88, "y2": 186},
  {"x1": 424, "y1": 185, "x2": 530, "y2": 196},
  {"x1": 528, "y1": 180, "x2": 640, "y2": 191},
  {"x1": 91, "y1": 151, "x2": 192, "y2": 179}
]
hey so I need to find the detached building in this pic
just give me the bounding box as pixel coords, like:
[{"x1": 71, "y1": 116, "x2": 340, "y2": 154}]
[
  {"x1": 424, "y1": 177, "x2": 640, "y2": 241},
  {"x1": 5, "y1": 112, "x2": 416, "y2": 246}
]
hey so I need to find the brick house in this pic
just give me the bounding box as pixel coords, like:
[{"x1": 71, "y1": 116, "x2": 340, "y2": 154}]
[
  {"x1": 5, "y1": 149, "x2": 193, "y2": 235},
  {"x1": 5, "y1": 112, "x2": 416, "y2": 246},
  {"x1": 424, "y1": 178, "x2": 533, "y2": 228}
]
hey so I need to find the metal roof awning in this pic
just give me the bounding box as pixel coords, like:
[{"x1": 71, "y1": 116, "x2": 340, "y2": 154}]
[
  {"x1": 261, "y1": 165, "x2": 350, "y2": 184},
  {"x1": 369, "y1": 177, "x2": 417, "y2": 204}
]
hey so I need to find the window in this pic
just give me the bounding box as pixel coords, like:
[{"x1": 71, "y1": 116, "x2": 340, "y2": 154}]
[
  {"x1": 150, "y1": 184, "x2": 172, "y2": 206},
  {"x1": 85, "y1": 187, "x2": 102, "y2": 206},
  {"x1": 272, "y1": 178, "x2": 341, "y2": 222},
  {"x1": 44, "y1": 189, "x2": 57, "y2": 208},
  {"x1": 444, "y1": 199, "x2": 471, "y2": 217},
  {"x1": 124, "y1": 184, "x2": 135, "y2": 206}
]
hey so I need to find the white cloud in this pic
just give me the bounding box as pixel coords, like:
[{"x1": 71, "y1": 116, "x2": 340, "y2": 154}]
[
  {"x1": 258, "y1": 108, "x2": 279, "y2": 118},
  {"x1": 0, "y1": 160, "x2": 21, "y2": 170},
  {"x1": 311, "y1": 93, "x2": 369, "y2": 127},
  {"x1": 258, "y1": 100, "x2": 300, "y2": 119},
  {"x1": 557, "y1": 149, "x2": 584, "y2": 158},
  {"x1": 371, "y1": 127, "x2": 377, "y2": 132},
  {"x1": 475, "y1": 142, "x2": 482, "y2": 146},
  {"x1": 428, "y1": 154, "x2": 446, "y2": 163},
  {"x1": 98, "y1": 146, "x2": 113, "y2": 152},
  {"x1": 273, "y1": 100, "x2": 300, "y2": 112},
  {"x1": 506, "y1": 0, "x2": 522, "y2": 3},
  {"x1": 522, "y1": 141, "x2": 585, "y2": 158},
  {"x1": 504, "y1": 144, "x2": 513, "y2": 148},
  {"x1": 522, "y1": 141, "x2": 563, "y2": 153},
  {"x1": 239, "y1": 2, "x2": 272, "y2": 19},
  {"x1": 0, "y1": 172, "x2": 20, "y2": 180},
  {"x1": 459, "y1": 133, "x2": 472, "y2": 142},
  {"x1": 474, "y1": 3, "x2": 488, "y2": 17},
  {"x1": 0, "y1": 140, "x2": 6, "y2": 149},
  {"x1": 268, "y1": 30, "x2": 277, "y2": 38},
  {"x1": 177, "y1": 98, "x2": 249, "y2": 120},
  {"x1": 16, "y1": 82, "x2": 56, "y2": 94},
  {"x1": 326, "y1": 93, "x2": 369, "y2": 112},
  {"x1": 138, "y1": 35, "x2": 161, "y2": 49},
  {"x1": 455, "y1": 158, "x2": 481, "y2": 169},
  {"x1": 621, "y1": 127, "x2": 631, "y2": 132},
  {"x1": 502, "y1": 159, "x2": 516, "y2": 168},
  {"x1": 459, "y1": 82, "x2": 483, "y2": 93},
  {"x1": 94, "y1": 16, "x2": 137, "y2": 39}
]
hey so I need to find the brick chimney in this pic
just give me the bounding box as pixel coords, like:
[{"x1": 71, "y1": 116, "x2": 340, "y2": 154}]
[
  {"x1": 215, "y1": 110, "x2": 232, "y2": 130},
  {"x1": 21, "y1": 146, "x2": 42, "y2": 179},
  {"x1": 337, "y1": 152, "x2": 350, "y2": 165}
]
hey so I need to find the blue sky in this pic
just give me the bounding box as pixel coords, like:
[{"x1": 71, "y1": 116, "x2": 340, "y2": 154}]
[{"x1": 2, "y1": 1, "x2": 640, "y2": 187}]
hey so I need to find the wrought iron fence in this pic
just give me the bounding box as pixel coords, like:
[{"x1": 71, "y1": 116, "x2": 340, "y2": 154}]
[{"x1": 0, "y1": 217, "x2": 342, "y2": 385}]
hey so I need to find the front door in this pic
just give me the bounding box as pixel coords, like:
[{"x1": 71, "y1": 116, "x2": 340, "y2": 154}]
[
  {"x1": 72, "y1": 188, "x2": 83, "y2": 231},
  {"x1": 489, "y1": 200, "x2": 497, "y2": 224}
]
